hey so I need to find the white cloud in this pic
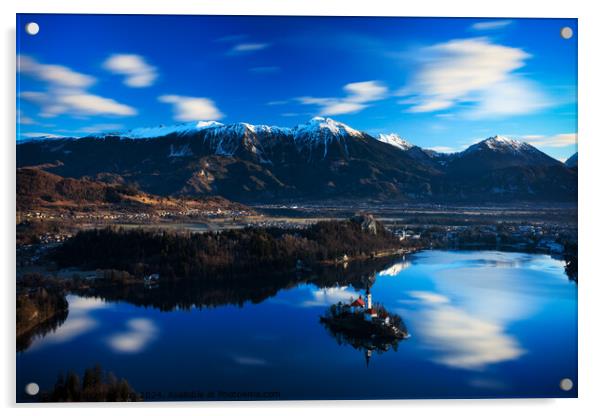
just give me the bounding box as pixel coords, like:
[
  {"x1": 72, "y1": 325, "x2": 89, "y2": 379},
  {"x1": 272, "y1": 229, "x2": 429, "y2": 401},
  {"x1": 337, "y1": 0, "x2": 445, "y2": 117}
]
[
  {"x1": 320, "y1": 101, "x2": 367, "y2": 115},
  {"x1": 229, "y1": 43, "x2": 270, "y2": 54},
  {"x1": 465, "y1": 77, "x2": 552, "y2": 118},
  {"x1": 60, "y1": 93, "x2": 136, "y2": 116},
  {"x1": 159, "y1": 94, "x2": 224, "y2": 121},
  {"x1": 297, "y1": 97, "x2": 330, "y2": 106},
  {"x1": 18, "y1": 55, "x2": 137, "y2": 118},
  {"x1": 18, "y1": 55, "x2": 95, "y2": 88},
  {"x1": 103, "y1": 54, "x2": 158, "y2": 87},
  {"x1": 400, "y1": 38, "x2": 550, "y2": 118},
  {"x1": 21, "y1": 91, "x2": 137, "y2": 117},
  {"x1": 409, "y1": 100, "x2": 454, "y2": 113},
  {"x1": 471, "y1": 20, "x2": 513, "y2": 31},
  {"x1": 521, "y1": 133, "x2": 577, "y2": 148},
  {"x1": 343, "y1": 81, "x2": 388, "y2": 102},
  {"x1": 107, "y1": 318, "x2": 158, "y2": 353},
  {"x1": 298, "y1": 80, "x2": 388, "y2": 116}
]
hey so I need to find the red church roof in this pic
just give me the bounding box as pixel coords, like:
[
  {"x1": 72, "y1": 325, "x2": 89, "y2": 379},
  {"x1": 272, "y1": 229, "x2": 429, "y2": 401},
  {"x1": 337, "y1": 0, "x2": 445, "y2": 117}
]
[
  {"x1": 350, "y1": 298, "x2": 365, "y2": 308},
  {"x1": 366, "y1": 308, "x2": 376, "y2": 315}
]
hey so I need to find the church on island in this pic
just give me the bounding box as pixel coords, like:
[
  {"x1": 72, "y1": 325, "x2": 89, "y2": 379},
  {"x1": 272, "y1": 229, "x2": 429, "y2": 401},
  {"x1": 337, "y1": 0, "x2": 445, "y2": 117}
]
[
  {"x1": 349, "y1": 288, "x2": 391, "y2": 325},
  {"x1": 320, "y1": 285, "x2": 408, "y2": 367}
]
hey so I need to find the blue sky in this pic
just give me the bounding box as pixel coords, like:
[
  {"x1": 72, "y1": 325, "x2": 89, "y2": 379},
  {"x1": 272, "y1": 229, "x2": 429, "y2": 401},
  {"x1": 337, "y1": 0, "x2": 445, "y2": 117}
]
[{"x1": 17, "y1": 14, "x2": 577, "y2": 160}]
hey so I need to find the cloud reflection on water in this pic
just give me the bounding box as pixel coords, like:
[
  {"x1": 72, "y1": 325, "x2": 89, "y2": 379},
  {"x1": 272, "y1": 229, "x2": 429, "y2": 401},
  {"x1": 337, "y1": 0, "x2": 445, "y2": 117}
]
[
  {"x1": 377, "y1": 259, "x2": 412, "y2": 276},
  {"x1": 28, "y1": 296, "x2": 108, "y2": 350},
  {"x1": 389, "y1": 251, "x2": 568, "y2": 372},
  {"x1": 404, "y1": 291, "x2": 525, "y2": 370},
  {"x1": 106, "y1": 318, "x2": 159, "y2": 353},
  {"x1": 300, "y1": 286, "x2": 357, "y2": 307}
]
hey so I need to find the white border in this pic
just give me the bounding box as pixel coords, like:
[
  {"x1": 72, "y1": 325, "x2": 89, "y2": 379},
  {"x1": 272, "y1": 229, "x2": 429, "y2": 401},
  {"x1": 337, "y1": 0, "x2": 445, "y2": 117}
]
[{"x1": 3, "y1": 1, "x2": 601, "y2": 415}]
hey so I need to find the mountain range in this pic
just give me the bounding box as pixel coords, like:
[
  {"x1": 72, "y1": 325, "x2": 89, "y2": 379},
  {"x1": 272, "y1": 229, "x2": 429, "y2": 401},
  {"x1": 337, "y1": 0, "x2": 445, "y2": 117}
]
[{"x1": 16, "y1": 117, "x2": 577, "y2": 203}]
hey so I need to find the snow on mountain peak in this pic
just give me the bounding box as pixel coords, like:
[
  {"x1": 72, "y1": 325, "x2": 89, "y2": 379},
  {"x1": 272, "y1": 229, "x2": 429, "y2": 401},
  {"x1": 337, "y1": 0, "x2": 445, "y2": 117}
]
[
  {"x1": 93, "y1": 120, "x2": 224, "y2": 139},
  {"x1": 287, "y1": 117, "x2": 361, "y2": 160},
  {"x1": 293, "y1": 117, "x2": 362, "y2": 140},
  {"x1": 69, "y1": 117, "x2": 362, "y2": 144},
  {"x1": 486, "y1": 135, "x2": 528, "y2": 148},
  {"x1": 466, "y1": 135, "x2": 533, "y2": 154},
  {"x1": 206, "y1": 122, "x2": 292, "y2": 138},
  {"x1": 377, "y1": 133, "x2": 414, "y2": 151},
  {"x1": 195, "y1": 120, "x2": 223, "y2": 129}
]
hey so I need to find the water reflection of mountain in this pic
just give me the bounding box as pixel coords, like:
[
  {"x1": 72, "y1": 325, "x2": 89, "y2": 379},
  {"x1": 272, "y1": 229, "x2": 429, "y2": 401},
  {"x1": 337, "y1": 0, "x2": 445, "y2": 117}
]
[{"x1": 73, "y1": 256, "x2": 404, "y2": 311}]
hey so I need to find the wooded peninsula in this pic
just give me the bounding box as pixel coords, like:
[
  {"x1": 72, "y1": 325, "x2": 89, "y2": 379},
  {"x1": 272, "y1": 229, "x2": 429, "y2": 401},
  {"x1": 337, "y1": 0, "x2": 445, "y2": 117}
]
[{"x1": 51, "y1": 214, "x2": 407, "y2": 281}]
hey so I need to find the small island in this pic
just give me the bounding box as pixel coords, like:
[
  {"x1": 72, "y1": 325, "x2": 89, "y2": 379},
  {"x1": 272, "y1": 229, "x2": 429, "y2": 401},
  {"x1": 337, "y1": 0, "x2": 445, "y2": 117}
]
[{"x1": 320, "y1": 287, "x2": 409, "y2": 365}]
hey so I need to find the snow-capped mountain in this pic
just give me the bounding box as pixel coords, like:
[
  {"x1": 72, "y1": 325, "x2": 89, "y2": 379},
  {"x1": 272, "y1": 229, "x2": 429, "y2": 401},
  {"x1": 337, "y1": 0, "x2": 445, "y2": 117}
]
[
  {"x1": 89, "y1": 120, "x2": 225, "y2": 139},
  {"x1": 376, "y1": 133, "x2": 414, "y2": 151},
  {"x1": 85, "y1": 117, "x2": 367, "y2": 162},
  {"x1": 464, "y1": 135, "x2": 539, "y2": 156},
  {"x1": 434, "y1": 134, "x2": 575, "y2": 201},
  {"x1": 16, "y1": 122, "x2": 577, "y2": 203},
  {"x1": 293, "y1": 117, "x2": 361, "y2": 140},
  {"x1": 375, "y1": 133, "x2": 451, "y2": 169},
  {"x1": 91, "y1": 117, "x2": 359, "y2": 143},
  {"x1": 289, "y1": 117, "x2": 364, "y2": 161},
  {"x1": 453, "y1": 135, "x2": 561, "y2": 171}
]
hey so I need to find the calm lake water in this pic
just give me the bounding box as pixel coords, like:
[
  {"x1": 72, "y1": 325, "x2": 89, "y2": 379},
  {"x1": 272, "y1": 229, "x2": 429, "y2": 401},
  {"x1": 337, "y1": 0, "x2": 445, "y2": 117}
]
[{"x1": 17, "y1": 250, "x2": 577, "y2": 401}]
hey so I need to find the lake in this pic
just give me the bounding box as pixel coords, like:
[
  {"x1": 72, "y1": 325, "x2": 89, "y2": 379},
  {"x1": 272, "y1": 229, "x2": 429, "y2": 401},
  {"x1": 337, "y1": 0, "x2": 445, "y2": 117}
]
[{"x1": 16, "y1": 250, "x2": 577, "y2": 401}]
